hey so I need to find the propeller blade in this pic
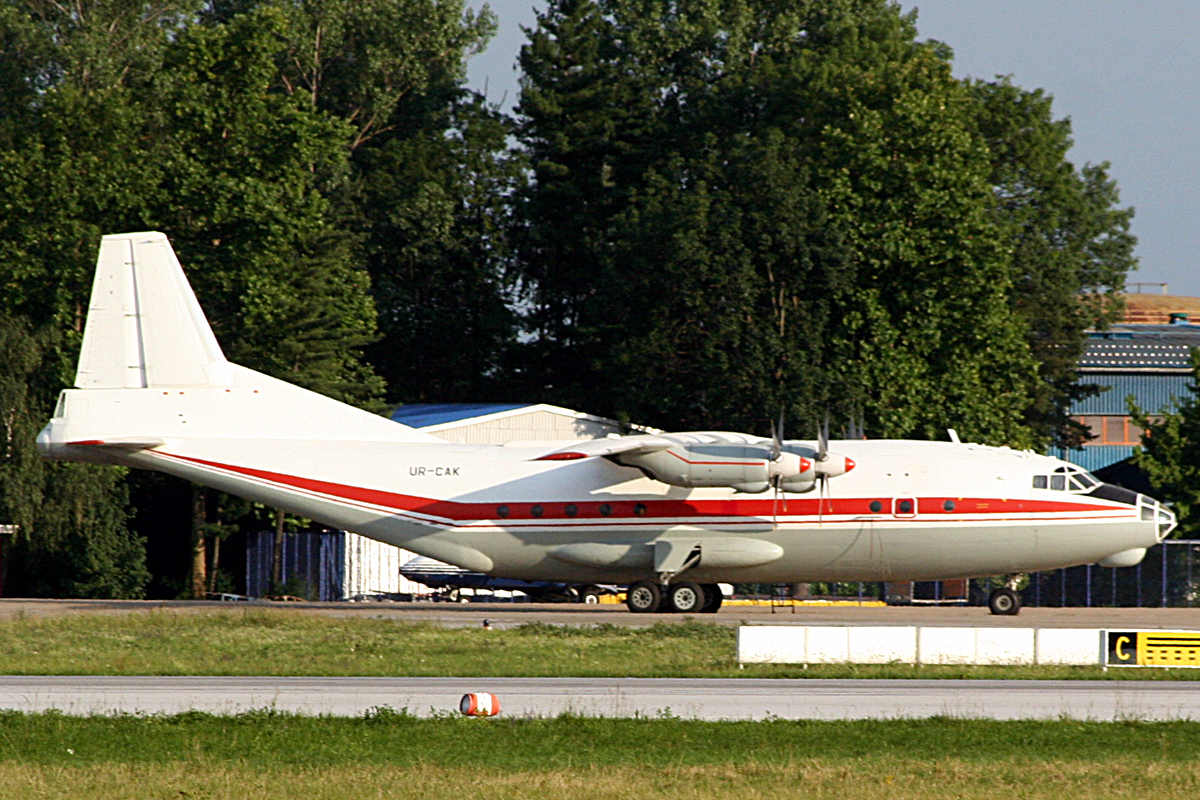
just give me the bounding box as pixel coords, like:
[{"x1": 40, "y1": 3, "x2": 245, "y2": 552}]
[
  {"x1": 817, "y1": 415, "x2": 829, "y2": 462},
  {"x1": 770, "y1": 408, "x2": 784, "y2": 461}
]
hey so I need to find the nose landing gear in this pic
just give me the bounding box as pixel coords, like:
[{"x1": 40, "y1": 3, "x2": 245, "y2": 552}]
[{"x1": 987, "y1": 587, "x2": 1022, "y2": 616}]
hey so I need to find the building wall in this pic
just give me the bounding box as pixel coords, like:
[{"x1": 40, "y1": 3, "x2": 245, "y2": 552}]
[
  {"x1": 343, "y1": 533, "x2": 425, "y2": 597},
  {"x1": 1054, "y1": 373, "x2": 1192, "y2": 473},
  {"x1": 1072, "y1": 373, "x2": 1192, "y2": 415}
]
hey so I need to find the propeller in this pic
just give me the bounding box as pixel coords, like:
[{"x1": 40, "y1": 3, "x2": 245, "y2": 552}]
[
  {"x1": 814, "y1": 414, "x2": 857, "y2": 523},
  {"x1": 816, "y1": 417, "x2": 829, "y2": 523},
  {"x1": 769, "y1": 410, "x2": 787, "y2": 527}
]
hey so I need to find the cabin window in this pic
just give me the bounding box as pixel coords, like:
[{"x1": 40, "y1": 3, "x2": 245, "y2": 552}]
[
  {"x1": 869, "y1": 500, "x2": 882, "y2": 513},
  {"x1": 943, "y1": 500, "x2": 956, "y2": 512},
  {"x1": 896, "y1": 499, "x2": 914, "y2": 514},
  {"x1": 565, "y1": 504, "x2": 578, "y2": 517},
  {"x1": 1050, "y1": 475, "x2": 1066, "y2": 491},
  {"x1": 531, "y1": 504, "x2": 544, "y2": 517},
  {"x1": 599, "y1": 503, "x2": 612, "y2": 517},
  {"x1": 496, "y1": 505, "x2": 510, "y2": 518},
  {"x1": 634, "y1": 503, "x2": 647, "y2": 516},
  {"x1": 1033, "y1": 475, "x2": 1048, "y2": 489}
]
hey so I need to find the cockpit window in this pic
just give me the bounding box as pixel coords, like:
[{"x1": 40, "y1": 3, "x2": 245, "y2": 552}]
[{"x1": 1035, "y1": 466, "x2": 1101, "y2": 492}]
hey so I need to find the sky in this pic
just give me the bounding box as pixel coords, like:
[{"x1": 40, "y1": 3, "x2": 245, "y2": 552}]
[{"x1": 466, "y1": 1, "x2": 1200, "y2": 296}]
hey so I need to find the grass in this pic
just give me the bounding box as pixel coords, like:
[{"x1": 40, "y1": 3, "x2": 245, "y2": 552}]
[
  {"x1": 0, "y1": 608, "x2": 1197, "y2": 679},
  {"x1": 2, "y1": 714, "x2": 1200, "y2": 799}
]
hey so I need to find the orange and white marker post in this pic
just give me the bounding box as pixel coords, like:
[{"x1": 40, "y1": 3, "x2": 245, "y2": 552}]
[{"x1": 459, "y1": 692, "x2": 500, "y2": 717}]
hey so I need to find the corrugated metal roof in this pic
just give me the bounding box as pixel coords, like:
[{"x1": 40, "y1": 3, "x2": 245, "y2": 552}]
[
  {"x1": 1049, "y1": 444, "x2": 1135, "y2": 473},
  {"x1": 1071, "y1": 374, "x2": 1193, "y2": 415},
  {"x1": 390, "y1": 403, "x2": 530, "y2": 428}
]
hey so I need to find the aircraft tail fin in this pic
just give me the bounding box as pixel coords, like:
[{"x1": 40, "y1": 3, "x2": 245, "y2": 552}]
[{"x1": 75, "y1": 232, "x2": 234, "y2": 389}]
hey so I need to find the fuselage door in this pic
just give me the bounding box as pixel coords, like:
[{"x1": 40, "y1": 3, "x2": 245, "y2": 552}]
[{"x1": 893, "y1": 496, "x2": 917, "y2": 518}]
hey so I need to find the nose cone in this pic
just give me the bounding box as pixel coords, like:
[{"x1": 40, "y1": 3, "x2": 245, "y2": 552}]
[{"x1": 815, "y1": 453, "x2": 854, "y2": 478}]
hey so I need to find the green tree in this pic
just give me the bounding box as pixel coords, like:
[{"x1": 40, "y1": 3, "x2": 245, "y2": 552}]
[
  {"x1": 515, "y1": 0, "x2": 1039, "y2": 444},
  {"x1": 970, "y1": 77, "x2": 1136, "y2": 448},
  {"x1": 0, "y1": 0, "x2": 194, "y2": 598},
  {"x1": 1131, "y1": 353, "x2": 1200, "y2": 538},
  {"x1": 0, "y1": 315, "x2": 149, "y2": 598},
  {"x1": 0, "y1": 1, "x2": 402, "y2": 596},
  {"x1": 357, "y1": 94, "x2": 524, "y2": 403}
]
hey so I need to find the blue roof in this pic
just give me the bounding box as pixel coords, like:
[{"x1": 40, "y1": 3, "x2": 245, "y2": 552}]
[
  {"x1": 1081, "y1": 325, "x2": 1200, "y2": 370},
  {"x1": 389, "y1": 403, "x2": 531, "y2": 428}
]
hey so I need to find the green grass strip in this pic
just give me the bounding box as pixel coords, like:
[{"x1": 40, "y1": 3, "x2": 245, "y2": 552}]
[
  {"x1": 0, "y1": 609, "x2": 1197, "y2": 679},
  {"x1": 2, "y1": 712, "x2": 1199, "y2": 766}
]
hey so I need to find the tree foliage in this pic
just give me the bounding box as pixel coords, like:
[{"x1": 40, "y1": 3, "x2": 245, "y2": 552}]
[
  {"x1": 0, "y1": 314, "x2": 149, "y2": 597},
  {"x1": 513, "y1": 0, "x2": 1060, "y2": 444},
  {"x1": 1131, "y1": 353, "x2": 1200, "y2": 538},
  {"x1": 970, "y1": 78, "x2": 1136, "y2": 448}
]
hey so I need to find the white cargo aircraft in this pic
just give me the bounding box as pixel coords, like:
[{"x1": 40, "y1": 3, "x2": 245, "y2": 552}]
[{"x1": 38, "y1": 233, "x2": 1177, "y2": 615}]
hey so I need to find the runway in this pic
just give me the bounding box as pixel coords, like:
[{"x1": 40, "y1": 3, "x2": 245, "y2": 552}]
[{"x1": 2, "y1": 676, "x2": 1197, "y2": 721}]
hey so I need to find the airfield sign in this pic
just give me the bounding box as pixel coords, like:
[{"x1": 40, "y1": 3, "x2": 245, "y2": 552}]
[{"x1": 1106, "y1": 630, "x2": 1200, "y2": 667}]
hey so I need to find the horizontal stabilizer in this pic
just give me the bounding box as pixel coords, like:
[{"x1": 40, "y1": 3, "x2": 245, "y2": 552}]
[
  {"x1": 65, "y1": 437, "x2": 166, "y2": 449},
  {"x1": 76, "y1": 232, "x2": 233, "y2": 389}
]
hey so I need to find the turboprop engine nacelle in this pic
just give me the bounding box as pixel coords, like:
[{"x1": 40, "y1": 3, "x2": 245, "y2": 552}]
[{"x1": 616, "y1": 445, "x2": 815, "y2": 493}]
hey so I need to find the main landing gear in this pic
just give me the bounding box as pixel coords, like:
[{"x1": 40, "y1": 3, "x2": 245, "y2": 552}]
[
  {"x1": 625, "y1": 581, "x2": 723, "y2": 614},
  {"x1": 988, "y1": 587, "x2": 1022, "y2": 616}
]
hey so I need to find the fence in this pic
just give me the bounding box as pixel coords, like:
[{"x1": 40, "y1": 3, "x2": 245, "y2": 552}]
[
  {"x1": 748, "y1": 539, "x2": 1200, "y2": 609},
  {"x1": 245, "y1": 530, "x2": 346, "y2": 601}
]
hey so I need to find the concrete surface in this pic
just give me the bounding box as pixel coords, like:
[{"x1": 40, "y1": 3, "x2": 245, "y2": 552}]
[{"x1": 1, "y1": 675, "x2": 1197, "y2": 720}]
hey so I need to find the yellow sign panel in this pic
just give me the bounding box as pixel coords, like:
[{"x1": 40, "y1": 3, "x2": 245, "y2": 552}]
[{"x1": 1107, "y1": 630, "x2": 1200, "y2": 667}]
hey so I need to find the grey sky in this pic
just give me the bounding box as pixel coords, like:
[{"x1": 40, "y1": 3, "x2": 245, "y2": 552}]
[{"x1": 467, "y1": 1, "x2": 1200, "y2": 296}]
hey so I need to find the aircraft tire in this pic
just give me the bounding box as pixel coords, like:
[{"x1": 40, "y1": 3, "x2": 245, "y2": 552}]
[
  {"x1": 626, "y1": 581, "x2": 662, "y2": 613},
  {"x1": 988, "y1": 588, "x2": 1021, "y2": 616},
  {"x1": 578, "y1": 586, "x2": 603, "y2": 604},
  {"x1": 699, "y1": 584, "x2": 723, "y2": 614},
  {"x1": 667, "y1": 581, "x2": 705, "y2": 613}
]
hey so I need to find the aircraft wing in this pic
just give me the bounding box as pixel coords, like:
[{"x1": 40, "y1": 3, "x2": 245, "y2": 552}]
[{"x1": 533, "y1": 435, "x2": 676, "y2": 461}]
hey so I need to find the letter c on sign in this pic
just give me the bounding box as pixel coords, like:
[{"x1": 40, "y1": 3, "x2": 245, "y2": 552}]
[{"x1": 1115, "y1": 635, "x2": 1130, "y2": 661}]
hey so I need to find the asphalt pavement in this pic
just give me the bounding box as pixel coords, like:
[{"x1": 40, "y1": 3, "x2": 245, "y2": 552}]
[{"x1": 2, "y1": 598, "x2": 1200, "y2": 629}]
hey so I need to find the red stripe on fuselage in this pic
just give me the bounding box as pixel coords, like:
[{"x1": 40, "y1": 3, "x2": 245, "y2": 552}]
[{"x1": 151, "y1": 451, "x2": 1131, "y2": 526}]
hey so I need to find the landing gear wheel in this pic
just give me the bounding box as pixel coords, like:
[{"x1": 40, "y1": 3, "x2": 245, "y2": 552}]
[
  {"x1": 667, "y1": 581, "x2": 705, "y2": 613},
  {"x1": 988, "y1": 588, "x2": 1021, "y2": 616},
  {"x1": 699, "y1": 583, "x2": 723, "y2": 614},
  {"x1": 578, "y1": 585, "x2": 602, "y2": 604},
  {"x1": 626, "y1": 581, "x2": 662, "y2": 613}
]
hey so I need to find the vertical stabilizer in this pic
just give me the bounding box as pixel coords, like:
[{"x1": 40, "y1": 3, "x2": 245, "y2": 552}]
[{"x1": 75, "y1": 232, "x2": 233, "y2": 388}]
